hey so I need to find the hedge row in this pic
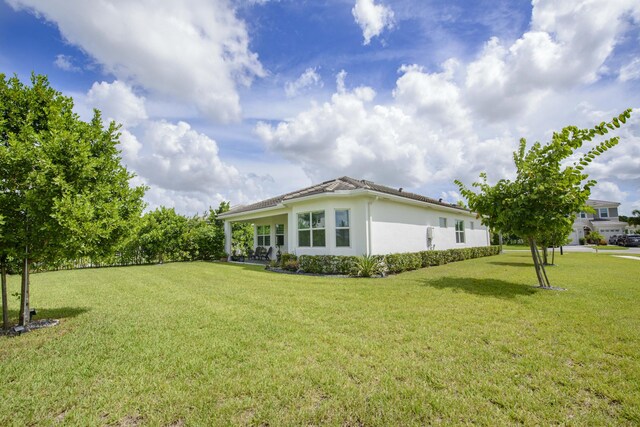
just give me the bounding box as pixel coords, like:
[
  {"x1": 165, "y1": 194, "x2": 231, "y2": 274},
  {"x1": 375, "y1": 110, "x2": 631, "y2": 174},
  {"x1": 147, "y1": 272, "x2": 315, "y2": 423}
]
[
  {"x1": 385, "y1": 246, "x2": 500, "y2": 274},
  {"x1": 289, "y1": 246, "x2": 500, "y2": 275},
  {"x1": 297, "y1": 255, "x2": 360, "y2": 275}
]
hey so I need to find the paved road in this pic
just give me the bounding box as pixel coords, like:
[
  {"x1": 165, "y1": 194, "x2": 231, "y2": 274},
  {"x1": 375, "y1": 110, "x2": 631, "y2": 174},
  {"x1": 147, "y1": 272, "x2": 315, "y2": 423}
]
[{"x1": 505, "y1": 246, "x2": 640, "y2": 254}]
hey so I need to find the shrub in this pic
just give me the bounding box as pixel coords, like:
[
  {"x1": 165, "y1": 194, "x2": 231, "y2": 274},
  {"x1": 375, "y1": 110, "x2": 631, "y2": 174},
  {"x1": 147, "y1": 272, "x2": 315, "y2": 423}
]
[
  {"x1": 351, "y1": 254, "x2": 386, "y2": 277},
  {"x1": 579, "y1": 237, "x2": 586, "y2": 245},
  {"x1": 283, "y1": 259, "x2": 299, "y2": 272},
  {"x1": 280, "y1": 253, "x2": 297, "y2": 265},
  {"x1": 295, "y1": 246, "x2": 499, "y2": 276},
  {"x1": 385, "y1": 252, "x2": 422, "y2": 274},
  {"x1": 298, "y1": 255, "x2": 359, "y2": 274}
]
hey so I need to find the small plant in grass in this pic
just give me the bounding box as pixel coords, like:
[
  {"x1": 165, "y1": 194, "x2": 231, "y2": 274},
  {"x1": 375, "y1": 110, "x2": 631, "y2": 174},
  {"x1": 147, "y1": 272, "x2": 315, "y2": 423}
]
[
  {"x1": 587, "y1": 231, "x2": 605, "y2": 253},
  {"x1": 351, "y1": 254, "x2": 386, "y2": 277}
]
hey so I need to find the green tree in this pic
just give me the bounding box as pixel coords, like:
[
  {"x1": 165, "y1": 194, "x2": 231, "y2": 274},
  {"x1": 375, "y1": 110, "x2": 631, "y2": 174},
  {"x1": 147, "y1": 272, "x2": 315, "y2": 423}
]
[
  {"x1": 0, "y1": 214, "x2": 8, "y2": 330},
  {"x1": 456, "y1": 109, "x2": 632, "y2": 288},
  {"x1": 0, "y1": 73, "x2": 145, "y2": 325},
  {"x1": 138, "y1": 207, "x2": 188, "y2": 263}
]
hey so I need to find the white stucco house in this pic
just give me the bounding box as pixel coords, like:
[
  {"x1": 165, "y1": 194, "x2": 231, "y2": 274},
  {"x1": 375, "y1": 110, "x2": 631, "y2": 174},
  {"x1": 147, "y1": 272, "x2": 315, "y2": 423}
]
[
  {"x1": 219, "y1": 176, "x2": 490, "y2": 259},
  {"x1": 569, "y1": 199, "x2": 629, "y2": 245}
]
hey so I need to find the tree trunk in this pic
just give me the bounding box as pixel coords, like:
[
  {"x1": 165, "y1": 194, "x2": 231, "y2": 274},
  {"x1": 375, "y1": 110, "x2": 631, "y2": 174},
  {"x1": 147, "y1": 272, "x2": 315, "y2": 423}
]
[
  {"x1": 551, "y1": 247, "x2": 555, "y2": 265},
  {"x1": 19, "y1": 257, "x2": 30, "y2": 326},
  {"x1": 542, "y1": 246, "x2": 548, "y2": 265},
  {"x1": 529, "y1": 237, "x2": 550, "y2": 288},
  {"x1": 1, "y1": 258, "x2": 8, "y2": 330}
]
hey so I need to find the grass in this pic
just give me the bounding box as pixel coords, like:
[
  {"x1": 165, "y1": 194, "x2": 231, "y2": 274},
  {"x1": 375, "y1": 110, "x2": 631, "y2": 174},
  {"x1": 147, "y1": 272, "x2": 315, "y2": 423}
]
[
  {"x1": 1, "y1": 252, "x2": 639, "y2": 426},
  {"x1": 502, "y1": 244, "x2": 531, "y2": 250}
]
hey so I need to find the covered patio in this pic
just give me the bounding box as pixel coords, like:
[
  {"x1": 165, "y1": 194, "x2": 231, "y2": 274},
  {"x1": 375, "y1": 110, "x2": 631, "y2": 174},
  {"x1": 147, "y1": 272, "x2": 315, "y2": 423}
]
[{"x1": 223, "y1": 211, "x2": 288, "y2": 261}]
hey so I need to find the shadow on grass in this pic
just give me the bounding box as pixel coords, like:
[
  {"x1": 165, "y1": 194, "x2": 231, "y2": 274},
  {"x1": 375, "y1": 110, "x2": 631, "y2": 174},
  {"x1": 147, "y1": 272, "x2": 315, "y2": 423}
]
[
  {"x1": 6, "y1": 306, "x2": 90, "y2": 322},
  {"x1": 421, "y1": 277, "x2": 538, "y2": 298},
  {"x1": 488, "y1": 261, "x2": 533, "y2": 268}
]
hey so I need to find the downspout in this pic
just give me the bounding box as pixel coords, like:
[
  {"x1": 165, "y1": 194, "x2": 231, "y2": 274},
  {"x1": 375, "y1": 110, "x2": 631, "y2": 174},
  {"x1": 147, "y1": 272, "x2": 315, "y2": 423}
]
[{"x1": 366, "y1": 197, "x2": 378, "y2": 256}]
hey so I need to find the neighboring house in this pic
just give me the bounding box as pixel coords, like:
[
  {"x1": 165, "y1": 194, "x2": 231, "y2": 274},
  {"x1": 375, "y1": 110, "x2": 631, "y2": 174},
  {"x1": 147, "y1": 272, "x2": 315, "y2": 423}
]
[
  {"x1": 569, "y1": 199, "x2": 629, "y2": 245},
  {"x1": 218, "y1": 176, "x2": 490, "y2": 260}
]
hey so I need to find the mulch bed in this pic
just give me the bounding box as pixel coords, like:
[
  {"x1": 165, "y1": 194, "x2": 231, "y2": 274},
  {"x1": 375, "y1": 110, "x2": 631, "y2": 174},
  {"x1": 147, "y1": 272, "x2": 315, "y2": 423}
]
[{"x1": 0, "y1": 318, "x2": 59, "y2": 337}]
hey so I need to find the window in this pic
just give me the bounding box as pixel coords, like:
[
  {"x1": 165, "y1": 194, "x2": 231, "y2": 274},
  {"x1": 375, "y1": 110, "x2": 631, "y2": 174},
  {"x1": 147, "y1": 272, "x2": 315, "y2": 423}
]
[
  {"x1": 439, "y1": 217, "x2": 447, "y2": 228},
  {"x1": 298, "y1": 211, "x2": 325, "y2": 247},
  {"x1": 335, "y1": 209, "x2": 350, "y2": 247},
  {"x1": 275, "y1": 224, "x2": 285, "y2": 246},
  {"x1": 257, "y1": 225, "x2": 271, "y2": 246},
  {"x1": 579, "y1": 212, "x2": 587, "y2": 219},
  {"x1": 598, "y1": 208, "x2": 609, "y2": 218},
  {"x1": 470, "y1": 221, "x2": 475, "y2": 230},
  {"x1": 455, "y1": 220, "x2": 465, "y2": 243}
]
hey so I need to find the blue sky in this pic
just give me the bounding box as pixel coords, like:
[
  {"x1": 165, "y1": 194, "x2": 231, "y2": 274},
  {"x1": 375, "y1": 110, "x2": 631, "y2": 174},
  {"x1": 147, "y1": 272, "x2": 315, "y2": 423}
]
[{"x1": 1, "y1": 0, "x2": 639, "y2": 215}]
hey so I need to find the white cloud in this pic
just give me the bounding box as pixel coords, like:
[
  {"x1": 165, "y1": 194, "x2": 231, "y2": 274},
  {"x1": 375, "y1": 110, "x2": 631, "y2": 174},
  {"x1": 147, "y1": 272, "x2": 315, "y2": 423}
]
[
  {"x1": 590, "y1": 181, "x2": 629, "y2": 203},
  {"x1": 136, "y1": 120, "x2": 242, "y2": 193},
  {"x1": 53, "y1": 54, "x2": 79, "y2": 72},
  {"x1": 393, "y1": 60, "x2": 471, "y2": 136},
  {"x1": 86, "y1": 80, "x2": 148, "y2": 127},
  {"x1": 9, "y1": 0, "x2": 265, "y2": 123},
  {"x1": 352, "y1": 0, "x2": 395, "y2": 45},
  {"x1": 122, "y1": 120, "x2": 278, "y2": 213},
  {"x1": 256, "y1": 65, "x2": 516, "y2": 188},
  {"x1": 79, "y1": 80, "x2": 275, "y2": 214},
  {"x1": 464, "y1": 0, "x2": 640, "y2": 121},
  {"x1": 583, "y1": 108, "x2": 640, "y2": 185},
  {"x1": 285, "y1": 68, "x2": 323, "y2": 97},
  {"x1": 619, "y1": 58, "x2": 640, "y2": 82},
  {"x1": 118, "y1": 128, "x2": 143, "y2": 162}
]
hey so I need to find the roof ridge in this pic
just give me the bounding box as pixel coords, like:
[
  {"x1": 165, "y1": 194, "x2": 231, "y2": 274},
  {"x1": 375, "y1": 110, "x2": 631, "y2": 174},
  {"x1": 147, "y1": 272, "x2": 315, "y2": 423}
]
[{"x1": 220, "y1": 176, "x2": 469, "y2": 217}]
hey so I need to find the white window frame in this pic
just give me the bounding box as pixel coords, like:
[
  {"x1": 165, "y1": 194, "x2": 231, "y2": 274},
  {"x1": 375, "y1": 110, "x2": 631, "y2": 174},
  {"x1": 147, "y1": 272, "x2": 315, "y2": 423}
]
[
  {"x1": 297, "y1": 210, "x2": 326, "y2": 247},
  {"x1": 598, "y1": 208, "x2": 609, "y2": 218},
  {"x1": 335, "y1": 209, "x2": 351, "y2": 248},
  {"x1": 275, "y1": 224, "x2": 285, "y2": 247},
  {"x1": 455, "y1": 219, "x2": 465, "y2": 244},
  {"x1": 580, "y1": 212, "x2": 587, "y2": 219},
  {"x1": 439, "y1": 217, "x2": 447, "y2": 228},
  {"x1": 256, "y1": 225, "x2": 271, "y2": 247}
]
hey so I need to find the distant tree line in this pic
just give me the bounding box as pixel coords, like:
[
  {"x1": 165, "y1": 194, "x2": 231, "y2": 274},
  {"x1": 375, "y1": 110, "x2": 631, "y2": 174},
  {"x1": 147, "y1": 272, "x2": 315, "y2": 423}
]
[
  {"x1": 26, "y1": 203, "x2": 253, "y2": 272},
  {"x1": 619, "y1": 210, "x2": 640, "y2": 227}
]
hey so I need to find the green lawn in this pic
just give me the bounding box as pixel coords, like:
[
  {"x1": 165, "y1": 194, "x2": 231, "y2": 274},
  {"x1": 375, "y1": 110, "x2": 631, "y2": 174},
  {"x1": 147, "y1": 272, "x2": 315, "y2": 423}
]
[{"x1": 1, "y1": 253, "x2": 639, "y2": 426}]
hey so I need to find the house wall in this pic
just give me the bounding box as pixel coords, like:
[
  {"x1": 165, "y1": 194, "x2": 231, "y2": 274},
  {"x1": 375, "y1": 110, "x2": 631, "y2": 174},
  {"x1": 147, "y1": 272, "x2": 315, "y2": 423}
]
[
  {"x1": 369, "y1": 199, "x2": 489, "y2": 254},
  {"x1": 593, "y1": 225, "x2": 625, "y2": 242},
  {"x1": 569, "y1": 219, "x2": 591, "y2": 245},
  {"x1": 570, "y1": 202, "x2": 625, "y2": 245},
  {"x1": 287, "y1": 196, "x2": 368, "y2": 257},
  {"x1": 225, "y1": 195, "x2": 491, "y2": 258}
]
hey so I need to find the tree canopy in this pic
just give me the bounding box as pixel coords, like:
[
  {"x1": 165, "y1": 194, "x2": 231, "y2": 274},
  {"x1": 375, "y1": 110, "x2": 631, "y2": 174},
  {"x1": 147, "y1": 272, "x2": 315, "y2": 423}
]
[
  {"x1": 456, "y1": 109, "x2": 633, "y2": 288},
  {"x1": 0, "y1": 73, "x2": 146, "y2": 325}
]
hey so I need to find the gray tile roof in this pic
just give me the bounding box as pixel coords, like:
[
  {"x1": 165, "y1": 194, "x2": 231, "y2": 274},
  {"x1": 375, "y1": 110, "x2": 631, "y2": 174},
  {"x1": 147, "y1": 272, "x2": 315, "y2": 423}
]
[{"x1": 219, "y1": 176, "x2": 469, "y2": 217}]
